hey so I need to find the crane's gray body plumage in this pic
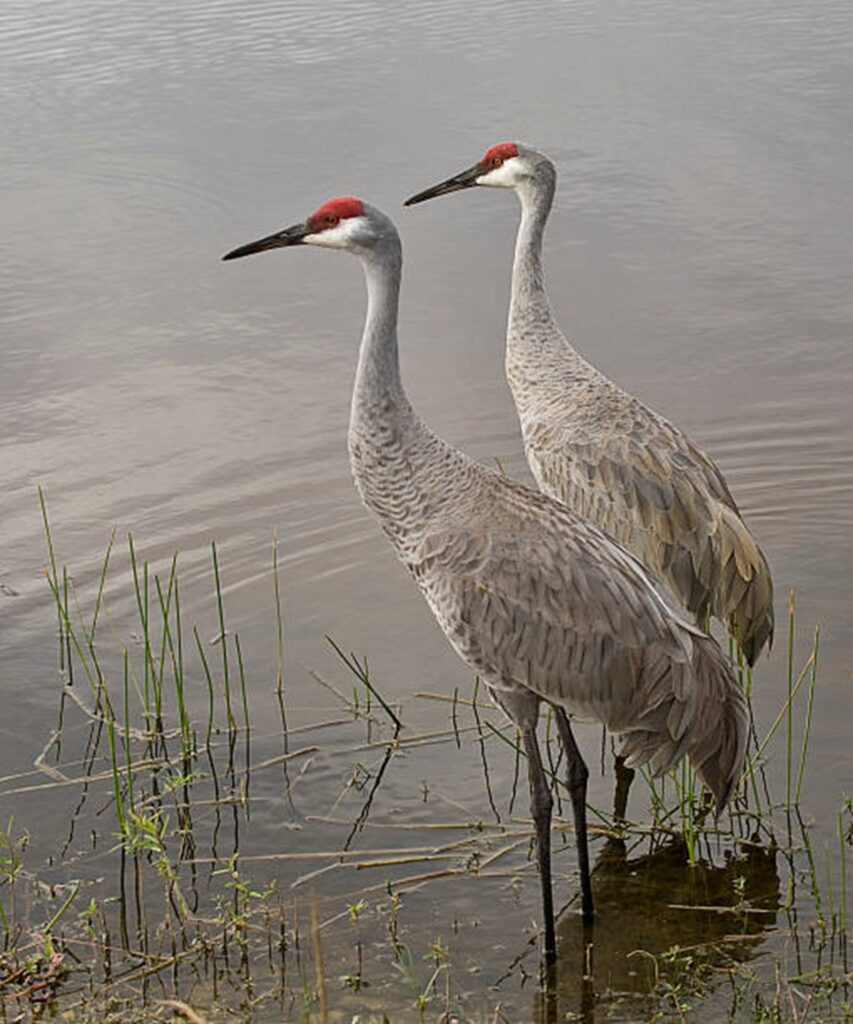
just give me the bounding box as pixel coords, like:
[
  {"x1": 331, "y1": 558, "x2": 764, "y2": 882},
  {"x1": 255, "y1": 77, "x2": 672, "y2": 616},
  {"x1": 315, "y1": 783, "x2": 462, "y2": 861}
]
[
  {"x1": 504, "y1": 149, "x2": 774, "y2": 665},
  {"x1": 347, "y1": 206, "x2": 748, "y2": 810}
]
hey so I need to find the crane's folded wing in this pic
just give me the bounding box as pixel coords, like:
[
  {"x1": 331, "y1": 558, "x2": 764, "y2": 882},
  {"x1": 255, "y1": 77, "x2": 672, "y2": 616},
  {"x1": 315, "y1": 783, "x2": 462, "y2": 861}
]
[
  {"x1": 412, "y1": 505, "x2": 697, "y2": 729},
  {"x1": 526, "y1": 408, "x2": 773, "y2": 657}
]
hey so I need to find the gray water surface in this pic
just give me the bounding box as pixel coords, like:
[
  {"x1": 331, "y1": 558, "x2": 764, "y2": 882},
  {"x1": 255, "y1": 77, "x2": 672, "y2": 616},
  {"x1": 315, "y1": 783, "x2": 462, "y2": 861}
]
[{"x1": 1, "y1": 0, "x2": 852, "y2": 1016}]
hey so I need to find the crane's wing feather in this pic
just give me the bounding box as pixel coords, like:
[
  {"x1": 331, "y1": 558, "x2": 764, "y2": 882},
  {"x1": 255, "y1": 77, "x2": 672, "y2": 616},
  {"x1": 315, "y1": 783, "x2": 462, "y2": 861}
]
[
  {"x1": 525, "y1": 399, "x2": 774, "y2": 662},
  {"x1": 412, "y1": 483, "x2": 694, "y2": 731}
]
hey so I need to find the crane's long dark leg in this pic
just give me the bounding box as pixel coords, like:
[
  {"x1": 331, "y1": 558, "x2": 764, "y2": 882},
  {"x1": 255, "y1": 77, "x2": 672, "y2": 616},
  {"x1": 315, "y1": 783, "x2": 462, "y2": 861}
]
[
  {"x1": 520, "y1": 724, "x2": 556, "y2": 966},
  {"x1": 554, "y1": 708, "x2": 594, "y2": 923},
  {"x1": 613, "y1": 754, "x2": 635, "y2": 823}
]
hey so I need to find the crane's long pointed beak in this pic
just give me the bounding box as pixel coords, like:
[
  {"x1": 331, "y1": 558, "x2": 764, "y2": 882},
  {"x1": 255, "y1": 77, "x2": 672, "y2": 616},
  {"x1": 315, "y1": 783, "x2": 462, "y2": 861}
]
[
  {"x1": 404, "y1": 164, "x2": 482, "y2": 206},
  {"x1": 222, "y1": 222, "x2": 310, "y2": 261}
]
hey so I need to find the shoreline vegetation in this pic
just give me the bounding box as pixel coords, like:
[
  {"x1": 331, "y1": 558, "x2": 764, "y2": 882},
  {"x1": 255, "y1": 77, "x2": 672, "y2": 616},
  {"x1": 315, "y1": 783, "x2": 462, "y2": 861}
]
[{"x1": 0, "y1": 495, "x2": 849, "y2": 1021}]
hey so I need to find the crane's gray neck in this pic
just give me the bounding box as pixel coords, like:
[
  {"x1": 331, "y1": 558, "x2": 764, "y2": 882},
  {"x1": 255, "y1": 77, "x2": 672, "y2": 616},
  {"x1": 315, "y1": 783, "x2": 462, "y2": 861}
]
[
  {"x1": 506, "y1": 160, "x2": 583, "y2": 385},
  {"x1": 510, "y1": 165, "x2": 556, "y2": 319},
  {"x1": 347, "y1": 231, "x2": 463, "y2": 557},
  {"x1": 350, "y1": 236, "x2": 412, "y2": 432}
]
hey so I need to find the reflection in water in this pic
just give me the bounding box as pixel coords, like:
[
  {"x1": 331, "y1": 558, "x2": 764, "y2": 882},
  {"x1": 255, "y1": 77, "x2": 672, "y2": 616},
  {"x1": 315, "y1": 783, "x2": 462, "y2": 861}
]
[{"x1": 538, "y1": 839, "x2": 779, "y2": 1022}]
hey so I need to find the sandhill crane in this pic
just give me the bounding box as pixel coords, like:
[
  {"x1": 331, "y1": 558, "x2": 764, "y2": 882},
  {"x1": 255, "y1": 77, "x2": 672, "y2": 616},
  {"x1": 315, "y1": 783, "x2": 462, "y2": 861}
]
[
  {"x1": 405, "y1": 143, "x2": 774, "y2": 667},
  {"x1": 223, "y1": 197, "x2": 749, "y2": 964}
]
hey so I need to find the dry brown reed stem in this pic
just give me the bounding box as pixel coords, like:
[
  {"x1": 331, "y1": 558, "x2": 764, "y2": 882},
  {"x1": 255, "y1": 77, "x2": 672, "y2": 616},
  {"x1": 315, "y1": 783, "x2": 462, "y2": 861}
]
[
  {"x1": 346, "y1": 722, "x2": 486, "y2": 753},
  {"x1": 33, "y1": 731, "x2": 65, "y2": 781},
  {"x1": 187, "y1": 838, "x2": 491, "y2": 865},
  {"x1": 305, "y1": 815, "x2": 517, "y2": 831},
  {"x1": 477, "y1": 836, "x2": 532, "y2": 870},
  {"x1": 414, "y1": 690, "x2": 484, "y2": 707},
  {"x1": 0, "y1": 761, "x2": 161, "y2": 797},
  {"x1": 354, "y1": 853, "x2": 463, "y2": 869}
]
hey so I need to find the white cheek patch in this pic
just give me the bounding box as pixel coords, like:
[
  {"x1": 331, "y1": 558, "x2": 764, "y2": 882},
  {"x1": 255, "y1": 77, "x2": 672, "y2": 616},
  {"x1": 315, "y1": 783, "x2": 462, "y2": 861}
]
[
  {"x1": 305, "y1": 216, "x2": 367, "y2": 248},
  {"x1": 476, "y1": 157, "x2": 523, "y2": 189}
]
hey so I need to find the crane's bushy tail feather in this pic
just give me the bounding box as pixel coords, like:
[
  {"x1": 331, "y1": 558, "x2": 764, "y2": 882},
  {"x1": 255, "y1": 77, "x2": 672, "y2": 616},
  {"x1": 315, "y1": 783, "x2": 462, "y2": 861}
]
[
  {"x1": 685, "y1": 634, "x2": 749, "y2": 811},
  {"x1": 716, "y1": 505, "x2": 774, "y2": 667},
  {"x1": 619, "y1": 633, "x2": 749, "y2": 813}
]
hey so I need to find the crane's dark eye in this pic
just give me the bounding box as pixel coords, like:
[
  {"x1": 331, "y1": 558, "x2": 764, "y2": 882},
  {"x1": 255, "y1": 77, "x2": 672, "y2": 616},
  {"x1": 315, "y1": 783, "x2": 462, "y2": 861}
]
[
  {"x1": 325, "y1": 214, "x2": 339, "y2": 227},
  {"x1": 491, "y1": 156, "x2": 504, "y2": 168}
]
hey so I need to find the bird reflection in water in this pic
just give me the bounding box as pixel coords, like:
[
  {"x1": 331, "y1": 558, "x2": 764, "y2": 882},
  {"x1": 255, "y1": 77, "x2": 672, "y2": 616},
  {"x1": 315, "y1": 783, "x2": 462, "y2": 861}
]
[{"x1": 534, "y1": 837, "x2": 780, "y2": 1023}]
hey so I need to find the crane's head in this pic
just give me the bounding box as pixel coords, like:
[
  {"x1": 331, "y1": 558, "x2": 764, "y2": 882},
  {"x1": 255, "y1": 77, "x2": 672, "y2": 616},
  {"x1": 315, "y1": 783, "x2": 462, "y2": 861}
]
[
  {"x1": 223, "y1": 196, "x2": 396, "y2": 262},
  {"x1": 404, "y1": 142, "x2": 551, "y2": 206}
]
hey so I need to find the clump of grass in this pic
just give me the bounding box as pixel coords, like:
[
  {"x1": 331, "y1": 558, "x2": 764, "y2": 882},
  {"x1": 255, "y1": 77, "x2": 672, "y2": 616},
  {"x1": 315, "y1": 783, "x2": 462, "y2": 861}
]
[
  {"x1": 0, "y1": 818, "x2": 27, "y2": 947},
  {"x1": 5, "y1": 501, "x2": 292, "y2": 1015},
  {"x1": 629, "y1": 591, "x2": 824, "y2": 851}
]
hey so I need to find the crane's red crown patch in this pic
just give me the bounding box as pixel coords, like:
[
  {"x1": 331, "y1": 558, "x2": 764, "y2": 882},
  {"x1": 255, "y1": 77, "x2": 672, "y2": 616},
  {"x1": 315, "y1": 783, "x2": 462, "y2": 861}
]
[
  {"x1": 309, "y1": 197, "x2": 365, "y2": 231},
  {"x1": 481, "y1": 142, "x2": 519, "y2": 168}
]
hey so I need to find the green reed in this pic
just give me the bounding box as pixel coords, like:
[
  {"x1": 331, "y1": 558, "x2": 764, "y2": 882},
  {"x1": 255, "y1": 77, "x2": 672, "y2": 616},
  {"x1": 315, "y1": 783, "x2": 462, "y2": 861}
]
[
  {"x1": 106, "y1": 712, "x2": 127, "y2": 839},
  {"x1": 38, "y1": 486, "x2": 64, "y2": 672},
  {"x1": 794, "y1": 627, "x2": 820, "y2": 806},
  {"x1": 87, "y1": 526, "x2": 114, "y2": 646},
  {"x1": 128, "y1": 535, "x2": 154, "y2": 736},
  {"x1": 193, "y1": 625, "x2": 217, "y2": 750},
  {"x1": 839, "y1": 803, "x2": 848, "y2": 936},
  {"x1": 326, "y1": 635, "x2": 402, "y2": 732},
  {"x1": 37, "y1": 499, "x2": 256, "y2": 830},
  {"x1": 786, "y1": 589, "x2": 795, "y2": 810},
  {"x1": 123, "y1": 649, "x2": 135, "y2": 818},
  {"x1": 615, "y1": 588, "x2": 827, "y2": 856},
  {"x1": 272, "y1": 535, "x2": 292, "y2": 763},
  {"x1": 155, "y1": 559, "x2": 191, "y2": 763},
  {"x1": 211, "y1": 541, "x2": 237, "y2": 733}
]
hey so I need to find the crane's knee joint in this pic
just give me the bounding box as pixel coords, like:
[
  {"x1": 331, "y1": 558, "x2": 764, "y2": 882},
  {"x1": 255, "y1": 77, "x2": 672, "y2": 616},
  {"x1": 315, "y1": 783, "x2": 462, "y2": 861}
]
[
  {"x1": 567, "y1": 757, "x2": 588, "y2": 789},
  {"x1": 529, "y1": 779, "x2": 553, "y2": 824}
]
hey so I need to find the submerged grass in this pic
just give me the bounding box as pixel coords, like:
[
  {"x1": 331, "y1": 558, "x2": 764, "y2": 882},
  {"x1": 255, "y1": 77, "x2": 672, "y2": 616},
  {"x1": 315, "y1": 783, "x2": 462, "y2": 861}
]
[{"x1": 0, "y1": 502, "x2": 849, "y2": 1022}]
